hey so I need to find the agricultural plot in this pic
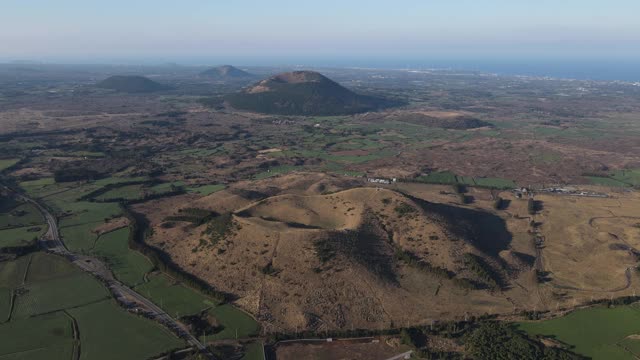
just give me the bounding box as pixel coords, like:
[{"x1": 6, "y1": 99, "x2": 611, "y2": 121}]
[
  {"x1": 0, "y1": 226, "x2": 42, "y2": 248},
  {"x1": 91, "y1": 176, "x2": 150, "y2": 187},
  {"x1": 17, "y1": 178, "x2": 56, "y2": 196},
  {"x1": 0, "y1": 252, "x2": 180, "y2": 359},
  {"x1": 94, "y1": 184, "x2": 146, "y2": 201},
  {"x1": 186, "y1": 184, "x2": 226, "y2": 196},
  {"x1": 149, "y1": 181, "x2": 185, "y2": 194},
  {"x1": 0, "y1": 256, "x2": 31, "y2": 289},
  {"x1": 0, "y1": 312, "x2": 74, "y2": 360},
  {"x1": 241, "y1": 342, "x2": 265, "y2": 360},
  {"x1": 5, "y1": 254, "x2": 107, "y2": 319},
  {"x1": 68, "y1": 299, "x2": 184, "y2": 360},
  {"x1": 587, "y1": 176, "x2": 629, "y2": 187},
  {"x1": 24, "y1": 252, "x2": 77, "y2": 282},
  {"x1": 134, "y1": 272, "x2": 215, "y2": 317},
  {"x1": 12, "y1": 270, "x2": 108, "y2": 319},
  {"x1": 473, "y1": 177, "x2": 517, "y2": 189},
  {"x1": 56, "y1": 201, "x2": 121, "y2": 227},
  {"x1": 519, "y1": 305, "x2": 640, "y2": 360},
  {"x1": 328, "y1": 138, "x2": 386, "y2": 152},
  {"x1": 92, "y1": 227, "x2": 153, "y2": 286},
  {"x1": 0, "y1": 159, "x2": 19, "y2": 172},
  {"x1": 588, "y1": 169, "x2": 640, "y2": 187},
  {"x1": 92, "y1": 181, "x2": 184, "y2": 202},
  {"x1": 0, "y1": 203, "x2": 44, "y2": 229},
  {"x1": 323, "y1": 162, "x2": 366, "y2": 177},
  {"x1": 279, "y1": 148, "x2": 394, "y2": 165},
  {"x1": 207, "y1": 304, "x2": 260, "y2": 340},
  {"x1": 59, "y1": 221, "x2": 102, "y2": 251},
  {"x1": 0, "y1": 198, "x2": 19, "y2": 214},
  {"x1": 254, "y1": 165, "x2": 302, "y2": 180},
  {"x1": 0, "y1": 288, "x2": 11, "y2": 322}
]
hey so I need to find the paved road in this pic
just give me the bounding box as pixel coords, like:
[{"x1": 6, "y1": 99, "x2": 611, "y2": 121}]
[{"x1": 14, "y1": 190, "x2": 212, "y2": 358}]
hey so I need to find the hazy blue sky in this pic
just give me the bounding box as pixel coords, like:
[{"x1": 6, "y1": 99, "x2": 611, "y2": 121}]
[{"x1": 2, "y1": 0, "x2": 640, "y2": 65}]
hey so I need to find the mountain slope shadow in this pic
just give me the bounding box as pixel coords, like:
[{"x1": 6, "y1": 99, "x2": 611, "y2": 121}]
[
  {"x1": 406, "y1": 194, "x2": 513, "y2": 257},
  {"x1": 314, "y1": 212, "x2": 398, "y2": 284}
]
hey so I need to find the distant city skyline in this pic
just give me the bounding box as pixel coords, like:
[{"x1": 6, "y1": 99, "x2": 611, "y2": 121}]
[{"x1": 2, "y1": 0, "x2": 640, "y2": 65}]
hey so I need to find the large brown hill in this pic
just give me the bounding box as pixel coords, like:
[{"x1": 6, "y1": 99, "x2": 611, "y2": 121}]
[
  {"x1": 135, "y1": 173, "x2": 535, "y2": 332},
  {"x1": 225, "y1": 71, "x2": 398, "y2": 115}
]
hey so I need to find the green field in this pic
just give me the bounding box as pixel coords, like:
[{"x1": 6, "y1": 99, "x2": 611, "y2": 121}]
[
  {"x1": 10, "y1": 176, "x2": 259, "y2": 355},
  {"x1": 187, "y1": 184, "x2": 226, "y2": 196},
  {"x1": 241, "y1": 342, "x2": 265, "y2": 360},
  {"x1": 17, "y1": 178, "x2": 56, "y2": 196},
  {"x1": 0, "y1": 288, "x2": 11, "y2": 322},
  {"x1": 94, "y1": 184, "x2": 146, "y2": 201},
  {"x1": 92, "y1": 176, "x2": 150, "y2": 187},
  {"x1": 12, "y1": 256, "x2": 109, "y2": 318},
  {"x1": 0, "y1": 312, "x2": 74, "y2": 360},
  {"x1": 56, "y1": 202, "x2": 121, "y2": 227},
  {"x1": 0, "y1": 159, "x2": 19, "y2": 172},
  {"x1": 587, "y1": 176, "x2": 630, "y2": 187},
  {"x1": 278, "y1": 148, "x2": 394, "y2": 165},
  {"x1": 253, "y1": 165, "x2": 301, "y2": 180},
  {"x1": 59, "y1": 221, "x2": 101, "y2": 251},
  {"x1": 519, "y1": 305, "x2": 640, "y2": 359},
  {"x1": 0, "y1": 226, "x2": 43, "y2": 248},
  {"x1": 92, "y1": 228, "x2": 153, "y2": 287},
  {"x1": 149, "y1": 181, "x2": 185, "y2": 194},
  {"x1": 0, "y1": 203, "x2": 44, "y2": 229},
  {"x1": 0, "y1": 255, "x2": 31, "y2": 289},
  {"x1": 207, "y1": 304, "x2": 260, "y2": 340},
  {"x1": 135, "y1": 272, "x2": 215, "y2": 317},
  {"x1": 12, "y1": 272, "x2": 108, "y2": 318},
  {"x1": 588, "y1": 169, "x2": 640, "y2": 187},
  {"x1": 0, "y1": 253, "x2": 183, "y2": 359},
  {"x1": 24, "y1": 252, "x2": 77, "y2": 282},
  {"x1": 69, "y1": 299, "x2": 183, "y2": 360}
]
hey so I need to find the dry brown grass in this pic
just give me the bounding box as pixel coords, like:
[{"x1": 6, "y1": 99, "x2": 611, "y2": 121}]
[
  {"x1": 137, "y1": 173, "x2": 640, "y2": 332},
  {"x1": 275, "y1": 338, "x2": 410, "y2": 360}
]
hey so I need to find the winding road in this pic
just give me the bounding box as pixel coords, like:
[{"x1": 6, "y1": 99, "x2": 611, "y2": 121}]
[{"x1": 13, "y1": 190, "x2": 213, "y2": 358}]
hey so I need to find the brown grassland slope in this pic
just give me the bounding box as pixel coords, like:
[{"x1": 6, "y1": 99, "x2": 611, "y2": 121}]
[{"x1": 135, "y1": 173, "x2": 640, "y2": 332}]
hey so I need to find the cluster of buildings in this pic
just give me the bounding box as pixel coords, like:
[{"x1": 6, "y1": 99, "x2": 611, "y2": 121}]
[
  {"x1": 367, "y1": 177, "x2": 397, "y2": 185},
  {"x1": 513, "y1": 186, "x2": 608, "y2": 198}
]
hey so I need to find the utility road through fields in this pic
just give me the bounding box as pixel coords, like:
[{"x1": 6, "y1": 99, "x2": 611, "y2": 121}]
[{"x1": 14, "y1": 190, "x2": 213, "y2": 358}]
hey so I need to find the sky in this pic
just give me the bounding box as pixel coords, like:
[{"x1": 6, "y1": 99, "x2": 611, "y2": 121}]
[{"x1": 2, "y1": 0, "x2": 640, "y2": 66}]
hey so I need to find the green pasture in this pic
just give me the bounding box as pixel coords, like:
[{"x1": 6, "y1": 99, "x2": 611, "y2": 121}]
[
  {"x1": 587, "y1": 169, "x2": 640, "y2": 187},
  {"x1": 0, "y1": 253, "x2": 108, "y2": 320},
  {"x1": 0, "y1": 312, "x2": 74, "y2": 360},
  {"x1": 241, "y1": 342, "x2": 265, "y2": 360},
  {"x1": 92, "y1": 228, "x2": 153, "y2": 287},
  {"x1": 207, "y1": 304, "x2": 260, "y2": 341},
  {"x1": 519, "y1": 305, "x2": 640, "y2": 360},
  {"x1": 95, "y1": 184, "x2": 146, "y2": 201},
  {"x1": 0, "y1": 159, "x2": 19, "y2": 172},
  {"x1": 0, "y1": 226, "x2": 42, "y2": 248},
  {"x1": 253, "y1": 165, "x2": 301, "y2": 180},
  {"x1": 0, "y1": 203, "x2": 44, "y2": 229},
  {"x1": 135, "y1": 272, "x2": 216, "y2": 317},
  {"x1": 187, "y1": 184, "x2": 226, "y2": 196},
  {"x1": 69, "y1": 299, "x2": 183, "y2": 360}
]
